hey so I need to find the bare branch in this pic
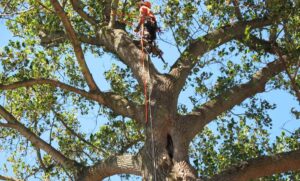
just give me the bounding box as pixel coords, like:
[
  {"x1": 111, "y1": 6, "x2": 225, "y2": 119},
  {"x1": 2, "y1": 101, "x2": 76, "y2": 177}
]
[
  {"x1": 210, "y1": 149, "x2": 300, "y2": 181},
  {"x1": 169, "y1": 16, "x2": 277, "y2": 95},
  {"x1": 181, "y1": 57, "x2": 293, "y2": 140},
  {"x1": 79, "y1": 154, "x2": 142, "y2": 181},
  {"x1": 0, "y1": 105, "x2": 80, "y2": 170},
  {"x1": 70, "y1": 0, "x2": 97, "y2": 25},
  {"x1": 50, "y1": 0, "x2": 99, "y2": 92}
]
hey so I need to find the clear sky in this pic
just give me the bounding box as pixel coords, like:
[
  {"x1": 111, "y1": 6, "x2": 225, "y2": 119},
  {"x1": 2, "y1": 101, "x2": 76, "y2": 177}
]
[{"x1": 1, "y1": 5, "x2": 300, "y2": 180}]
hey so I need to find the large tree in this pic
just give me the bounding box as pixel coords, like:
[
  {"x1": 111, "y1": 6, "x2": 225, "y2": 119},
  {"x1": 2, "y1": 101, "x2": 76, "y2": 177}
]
[{"x1": 0, "y1": 0, "x2": 300, "y2": 180}]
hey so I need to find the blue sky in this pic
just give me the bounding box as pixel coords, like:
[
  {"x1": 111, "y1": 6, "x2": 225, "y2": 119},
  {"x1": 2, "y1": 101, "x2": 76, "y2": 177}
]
[{"x1": 1, "y1": 5, "x2": 300, "y2": 180}]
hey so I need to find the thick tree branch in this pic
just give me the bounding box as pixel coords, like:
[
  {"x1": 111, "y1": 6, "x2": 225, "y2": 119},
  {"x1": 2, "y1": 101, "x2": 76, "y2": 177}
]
[
  {"x1": 0, "y1": 78, "x2": 143, "y2": 121},
  {"x1": 70, "y1": 0, "x2": 97, "y2": 25},
  {"x1": 0, "y1": 175, "x2": 21, "y2": 181},
  {"x1": 50, "y1": 0, "x2": 99, "y2": 92},
  {"x1": 0, "y1": 105, "x2": 80, "y2": 170},
  {"x1": 97, "y1": 28, "x2": 162, "y2": 89},
  {"x1": 210, "y1": 149, "x2": 300, "y2": 181},
  {"x1": 181, "y1": 57, "x2": 291, "y2": 140},
  {"x1": 0, "y1": 78, "x2": 99, "y2": 101},
  {"x1": 169, "y1": 16, "x2": 277, "y2": 95},
  {"x1": 79, "y1": 154, "x2": 142, "y2": 181}
]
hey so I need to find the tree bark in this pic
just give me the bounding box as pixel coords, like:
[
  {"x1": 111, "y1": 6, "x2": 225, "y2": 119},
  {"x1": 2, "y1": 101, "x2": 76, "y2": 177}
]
[{"x1": 139, "y1": 110, "x2": 200, "y2": 181}]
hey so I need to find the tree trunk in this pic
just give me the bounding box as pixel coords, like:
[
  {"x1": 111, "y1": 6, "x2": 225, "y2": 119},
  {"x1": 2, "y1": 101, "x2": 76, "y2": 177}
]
[{"x1": 140, "y1": 114, "x2": 200, "y2": 181}]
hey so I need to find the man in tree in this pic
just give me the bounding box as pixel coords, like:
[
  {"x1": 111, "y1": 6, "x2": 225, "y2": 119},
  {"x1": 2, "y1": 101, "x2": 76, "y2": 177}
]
[
  {"x1": 0, "y1": 0, "x2": 300, "y2": 180},
  {"x1": 134, "y1": 1, "x2": 158, "y2": 44},
  {"x1": 133, "y1": 1, "x2": 165, "y2": 62}
]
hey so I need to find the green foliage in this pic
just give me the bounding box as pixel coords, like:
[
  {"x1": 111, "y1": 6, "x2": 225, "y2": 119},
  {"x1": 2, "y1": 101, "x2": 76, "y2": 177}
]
[
  {"x1": 92, "y1": 118, "x2": 144, "y2": 156},
  {"x1": 191, "y1": 105, "x2": 300, "y2": 180},
  {"x1": 105, "y1": 64, "x2": 143, "y2": 103}
]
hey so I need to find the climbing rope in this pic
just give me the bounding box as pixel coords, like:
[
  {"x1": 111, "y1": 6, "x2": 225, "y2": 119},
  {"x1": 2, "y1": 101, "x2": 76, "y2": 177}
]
[
  {"x1": 139, "y1": 23, "x2": 157, "y2": 181},
  {"x1": 148, "y1": 57, "x2": 157, "y2": 181},
  {"x1": 140, "y1": 24, "x2": 148, "y2": 124}
]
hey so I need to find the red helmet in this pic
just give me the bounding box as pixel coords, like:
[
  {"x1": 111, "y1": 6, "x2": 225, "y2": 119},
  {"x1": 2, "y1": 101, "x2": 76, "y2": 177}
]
[{"x1": 143, "y1": 1, "x2": 151, "y2": 8}]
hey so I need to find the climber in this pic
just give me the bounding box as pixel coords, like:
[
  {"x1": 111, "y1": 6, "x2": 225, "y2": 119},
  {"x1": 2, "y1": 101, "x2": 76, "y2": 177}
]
[
  {"x1": 134, "y1": 1, "x2": 158, "y2": 44},
  {"x1": 133, "y1": 1, "x2": 166, "y2": 64}
]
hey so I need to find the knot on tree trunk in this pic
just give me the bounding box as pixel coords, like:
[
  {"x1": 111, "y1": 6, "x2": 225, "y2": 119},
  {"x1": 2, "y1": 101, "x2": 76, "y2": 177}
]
[{"x1": 170, "y1": 161, "x2": 198, "y2": 181}]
